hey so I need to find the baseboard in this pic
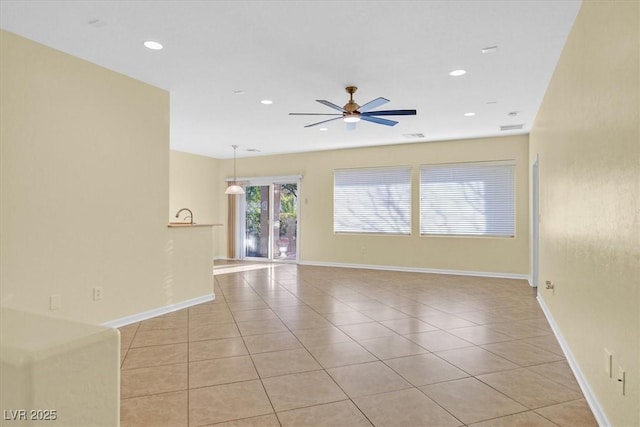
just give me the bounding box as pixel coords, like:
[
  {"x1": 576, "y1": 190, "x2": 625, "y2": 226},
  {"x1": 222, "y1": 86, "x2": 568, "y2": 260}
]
[
  {"x1": 536, "y1": 295, "x2": 609, "y2": 427},
  {"x1": 298, "y1": 260, "x2": 529, "y2": 281},
  {"x1": 102, "y1": 293, "x2": 215, "y2": 328}
]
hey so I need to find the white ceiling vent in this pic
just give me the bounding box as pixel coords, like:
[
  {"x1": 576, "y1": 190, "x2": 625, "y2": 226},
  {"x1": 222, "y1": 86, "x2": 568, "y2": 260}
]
[
  {"x1": 500, "y1": 124, "x2": 525, "y2": 131},
  {"x1": 403, "y1": 133, "x2": 425, "y2": 139},
  {"x1": 87, "y1": 19, "x2": 107, "y2": 28}
]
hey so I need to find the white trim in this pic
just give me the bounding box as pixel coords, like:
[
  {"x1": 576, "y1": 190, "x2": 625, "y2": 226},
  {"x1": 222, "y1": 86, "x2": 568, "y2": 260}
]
[
  {"x1": 102, "y1": 294, "x2": 215, "y2": 328},
  {"x1": 530, "y1": 154, "x2": 540, "y2": 288},
  {"x1": 537, "y1": 295, "x2": 609, "y2": 427},
  {"x1": 224, "y1": 174, "x2": 302, "y2": 184},
  {"x1": 298, "y1": 260, "x2": 528, "y2": 281}
]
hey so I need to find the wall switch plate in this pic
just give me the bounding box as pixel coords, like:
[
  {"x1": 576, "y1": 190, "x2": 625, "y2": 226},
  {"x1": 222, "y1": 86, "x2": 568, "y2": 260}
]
[
  {"x1": 604, "y1": 348, "x2": 612, "y2": 377},
  {"x1": 50, "y1": 294, "x2": 61, "y2": 310},
  {"x1": 93, "y1": 286, "x2": 103, "y2": 301},
  {"x1": 618, "y1": 367, "x2": 626, "y2": 395}
]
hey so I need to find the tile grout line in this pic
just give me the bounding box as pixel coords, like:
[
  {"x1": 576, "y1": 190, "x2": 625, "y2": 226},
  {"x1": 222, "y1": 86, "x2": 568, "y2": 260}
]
[
  {"x1": 241, "y1": 269, "x2": 376, "y2": 427},
  {"x1": 231, "y1": 272, "x2": 284, "y2": 427}
]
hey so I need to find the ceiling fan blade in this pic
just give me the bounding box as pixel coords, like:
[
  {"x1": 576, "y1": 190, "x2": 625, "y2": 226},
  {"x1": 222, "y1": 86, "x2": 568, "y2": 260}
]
[
  {"x1": 304, "y1": 116, "x2": 343, "y2": 128},
  {"x1": 359, "y1": 97, "x2": 390, "y2": 112},
  {"x1": 289, "y1": 113, "x2": 342, "y2": 116},
  {"x1": 361, "y1": 115, "x2": 398, "y2": 126},
  {"x1": 362, "y1": 109, "x2": 417, "y2": 116},
  {"x1": 316, "y1": 100, "x2": 345, "y2": 112}
]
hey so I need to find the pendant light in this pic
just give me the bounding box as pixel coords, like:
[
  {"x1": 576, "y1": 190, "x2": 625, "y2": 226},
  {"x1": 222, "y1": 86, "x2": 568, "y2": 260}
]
[{"x1": 225, "y1": 145, "x2": 245, "y2": 195}]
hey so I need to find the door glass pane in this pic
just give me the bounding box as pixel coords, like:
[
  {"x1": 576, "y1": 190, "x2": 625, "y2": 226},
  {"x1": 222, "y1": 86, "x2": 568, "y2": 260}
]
[
  {"x1": 273, "y1": 183, "x2": 297, "y2": 260},
  {"x1": 245, "y1": 185, "x2": 270, "y2": 258}
]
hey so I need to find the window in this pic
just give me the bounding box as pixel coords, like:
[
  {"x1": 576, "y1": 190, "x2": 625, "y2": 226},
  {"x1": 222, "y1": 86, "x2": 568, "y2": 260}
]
[
  {"x1": 420, "y1": 160, "x2": 515, "y2": 237},
  {"x1": 334, "y1": 166, "x2": 411, "y2": 235}
]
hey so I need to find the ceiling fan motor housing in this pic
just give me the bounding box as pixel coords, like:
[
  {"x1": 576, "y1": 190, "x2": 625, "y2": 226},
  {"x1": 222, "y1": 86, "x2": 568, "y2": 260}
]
[{"x1": 344, "y1": 86, "x2": 360, "y2": 113}]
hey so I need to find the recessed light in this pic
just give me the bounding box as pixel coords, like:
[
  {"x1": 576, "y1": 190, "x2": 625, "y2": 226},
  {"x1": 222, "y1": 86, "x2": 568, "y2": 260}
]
[
  {"x1": 449, "y1": 69, "x2": 466, "y2": 77},
  {"x1": 319, "y1": 127, "x2": 328, "y2": 132},
  {"x1": 508, "y1": 111, "x2": 520, "y2": 117},
  {"x1": 261, "y1": 99, "x2": 273, "y2": 105},
  {"x1": 233, "y1": 90, "x2": 246, "y2": 95},
  {"x1": 482, "y1": 46, "x2": 498, "y2": 54},
  {"x1": 143, "y1": 40, "x2": 163, "y2": 50},
  {"x1": 486, "y1": 101, "x2": 498, "y2": 104},
  {"x1": 464, "y1": 112, "x2": 476, "y2": 117}
]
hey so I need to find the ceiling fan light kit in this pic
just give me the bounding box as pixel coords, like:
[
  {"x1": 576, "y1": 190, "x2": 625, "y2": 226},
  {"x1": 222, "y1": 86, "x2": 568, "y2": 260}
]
[{"x1": 289, "y1": 86, "x2": 416, "y2": 129}]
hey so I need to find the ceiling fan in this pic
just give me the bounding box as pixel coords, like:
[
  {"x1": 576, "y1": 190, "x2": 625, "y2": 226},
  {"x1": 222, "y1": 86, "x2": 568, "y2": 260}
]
[{"x1": 289, "y1": 86, "x2": 416, "y2": 128}]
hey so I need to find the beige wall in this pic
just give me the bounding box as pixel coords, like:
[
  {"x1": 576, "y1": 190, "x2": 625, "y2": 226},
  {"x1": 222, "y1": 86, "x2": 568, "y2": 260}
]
[
  {"x1": 0, "y1": 31, "x2": 212, "y2": 325},
  {"x1": 170, "y1": 150, "x2": 223, "y2": 256},
  {"x1": 530, "y1": 2, "x2": 639, "y2": 426},
  {"x1": 1, "y1": 309, "x2": 120, "y2": 426},
  {"x1": 217, "y1": 135, "x2": 530, "y2": 276}
]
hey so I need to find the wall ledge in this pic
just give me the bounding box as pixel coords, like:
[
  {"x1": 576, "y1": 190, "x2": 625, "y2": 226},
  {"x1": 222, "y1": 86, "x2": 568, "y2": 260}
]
[
  {"x1": 298, "y1": 260, "x2": 529, "y2": 281},
  {"x1": 537, "y1": 295, "x2": 609, "y2": 427},
  {"x1": 103, "y1": 293, "x2": 214, "y2": 328}
]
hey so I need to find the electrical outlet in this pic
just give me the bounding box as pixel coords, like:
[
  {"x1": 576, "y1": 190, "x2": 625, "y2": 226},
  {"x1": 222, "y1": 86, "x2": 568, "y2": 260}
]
[
  {"x1": 93, "y1": 286, "x2": 103, "y2": 301},
  {"x1": 604, "y1": 348, "x2": 612, "y2": 377},
  {"x1": 50, "y1": 294, "x2": 61, "y2": 311},
  {"x1": 618, "y1": 367, "x2": 626, "y2": 395}
]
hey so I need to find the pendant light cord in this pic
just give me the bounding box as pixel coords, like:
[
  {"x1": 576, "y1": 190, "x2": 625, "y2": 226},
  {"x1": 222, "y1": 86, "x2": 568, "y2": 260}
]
[{"x1": 232, "y1": 144, "x2": 238, "y2": 183}]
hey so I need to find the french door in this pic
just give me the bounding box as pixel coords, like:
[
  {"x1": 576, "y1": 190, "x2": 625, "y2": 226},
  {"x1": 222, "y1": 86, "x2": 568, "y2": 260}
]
[{"x1": 240, "y1": 180, "x2": 298, "y2": 262}]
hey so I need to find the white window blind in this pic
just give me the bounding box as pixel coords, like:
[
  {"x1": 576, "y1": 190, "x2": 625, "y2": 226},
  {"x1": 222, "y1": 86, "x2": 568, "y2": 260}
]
[
  {"x1": 334, "y1": 166, "x2": 411, "y2": 235},
  {"x1": 420, "y1": 160, "x2": 515, "y2": 237}
]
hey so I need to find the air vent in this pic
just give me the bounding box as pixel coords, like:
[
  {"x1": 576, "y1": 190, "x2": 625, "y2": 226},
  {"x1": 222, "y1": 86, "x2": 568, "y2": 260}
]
[
  {"x1": 403, "y1": 133, "x2": 425, "y2": 139},
  {"x1": 500, "y1": 124, "x2": 524, "y2": 131},
  {"x1": 87, "y1": 19, "x2": 107, "y2": 28}
]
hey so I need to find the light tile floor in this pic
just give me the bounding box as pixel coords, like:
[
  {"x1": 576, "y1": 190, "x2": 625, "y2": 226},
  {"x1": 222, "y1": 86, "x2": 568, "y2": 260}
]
[{"x1": 119, "y1": 262, "x2": 597, "y2": 426}]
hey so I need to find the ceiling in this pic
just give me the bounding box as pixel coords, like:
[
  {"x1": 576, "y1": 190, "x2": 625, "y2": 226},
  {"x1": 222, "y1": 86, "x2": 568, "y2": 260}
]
[{"x1": 0, "y1": 1, "x2": 581, "y2": 159}]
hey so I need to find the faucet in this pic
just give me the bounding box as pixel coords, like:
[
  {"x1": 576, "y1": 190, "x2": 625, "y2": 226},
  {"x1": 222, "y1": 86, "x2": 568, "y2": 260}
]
[{"x1": 175, "y1": 208, "x2": 193, "y2": 224}]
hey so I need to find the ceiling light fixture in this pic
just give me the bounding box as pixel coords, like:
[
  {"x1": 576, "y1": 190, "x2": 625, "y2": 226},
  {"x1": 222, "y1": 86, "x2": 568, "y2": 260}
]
[
  {"x1": 464, "y1": 112, "x2": 476, "y2": 117},
  {"x1": 481, "y1": 46, "x2": 498, "y2": 54},
  {"x1": 261, "y1": 99, "x2": 273, "y2": 105},
  {"x1": 143, "y1": 40, "x2": 163, "y2": 50},
  {"x1": 225, "y1": 145, "x2": 245, "y2": 195},
  {"x1": 449, "y1": 69, "x2": 466, "y2": 76},
  {"x1": 343, "y1": 113, "x2": 361, "y2": 123}
]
